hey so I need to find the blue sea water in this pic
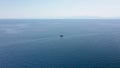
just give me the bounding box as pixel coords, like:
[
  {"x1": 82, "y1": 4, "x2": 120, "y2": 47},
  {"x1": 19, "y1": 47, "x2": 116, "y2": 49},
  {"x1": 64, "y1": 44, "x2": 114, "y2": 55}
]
[{"x1": 0, "y1": 19, "x2": 120, "y2": 68}]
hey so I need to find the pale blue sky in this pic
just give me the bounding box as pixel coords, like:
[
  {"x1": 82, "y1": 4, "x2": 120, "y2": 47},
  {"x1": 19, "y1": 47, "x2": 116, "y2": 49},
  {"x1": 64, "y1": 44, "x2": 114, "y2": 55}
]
[{"x1": 0, "y1": 0, "x2": 120, "y2": 19}]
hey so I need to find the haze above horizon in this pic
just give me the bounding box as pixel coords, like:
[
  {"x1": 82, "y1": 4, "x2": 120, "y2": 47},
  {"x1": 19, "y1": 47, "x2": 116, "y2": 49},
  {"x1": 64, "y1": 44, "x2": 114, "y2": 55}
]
[{"x1": 0, "y1": 0, "x2": 120, "y2": 19}]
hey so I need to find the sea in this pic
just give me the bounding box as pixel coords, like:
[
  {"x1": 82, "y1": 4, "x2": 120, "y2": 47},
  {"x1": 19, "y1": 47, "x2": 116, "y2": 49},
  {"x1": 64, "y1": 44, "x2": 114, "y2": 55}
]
[{"x1": 0, "y1": 19, "x2": 120, "y2": 68}]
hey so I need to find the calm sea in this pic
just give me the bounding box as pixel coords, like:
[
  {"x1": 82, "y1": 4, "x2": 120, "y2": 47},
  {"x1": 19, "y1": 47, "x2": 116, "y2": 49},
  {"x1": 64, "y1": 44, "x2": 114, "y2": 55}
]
[{"x1": 0, "y1": 19, "x2": 120, "y2": 68}]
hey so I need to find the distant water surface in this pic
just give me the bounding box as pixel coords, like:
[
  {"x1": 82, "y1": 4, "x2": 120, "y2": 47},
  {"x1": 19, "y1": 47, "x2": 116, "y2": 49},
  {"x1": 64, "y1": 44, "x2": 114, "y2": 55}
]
[{"x1": 0, "y1": 19, "x2": 120, "y2": 68}]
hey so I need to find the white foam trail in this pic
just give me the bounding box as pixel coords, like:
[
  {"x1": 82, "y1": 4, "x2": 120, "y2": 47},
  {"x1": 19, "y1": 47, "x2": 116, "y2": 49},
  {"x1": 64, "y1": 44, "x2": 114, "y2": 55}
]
[{"x1": 0, "y1": 23, "x2": 29, "y2": 34}]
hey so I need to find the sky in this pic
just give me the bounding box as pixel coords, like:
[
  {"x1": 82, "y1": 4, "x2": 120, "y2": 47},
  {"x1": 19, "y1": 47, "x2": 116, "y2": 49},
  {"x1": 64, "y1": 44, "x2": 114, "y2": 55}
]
[{"x1": 0, "y1": 0, "x2": 120, "y2": 19}]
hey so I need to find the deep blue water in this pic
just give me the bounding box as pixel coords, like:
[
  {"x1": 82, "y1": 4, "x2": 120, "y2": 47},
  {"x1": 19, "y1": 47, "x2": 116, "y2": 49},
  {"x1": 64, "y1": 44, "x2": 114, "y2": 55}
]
[{"x1": 0, "y1": 19, "x2": 120, "y2": 68}]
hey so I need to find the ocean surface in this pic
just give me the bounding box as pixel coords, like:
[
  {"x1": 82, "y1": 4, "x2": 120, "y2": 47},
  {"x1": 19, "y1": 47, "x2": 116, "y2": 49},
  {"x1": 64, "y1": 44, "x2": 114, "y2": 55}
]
[{"x1": 0, "y1": 19, "x2": 120, "y2": 68}]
